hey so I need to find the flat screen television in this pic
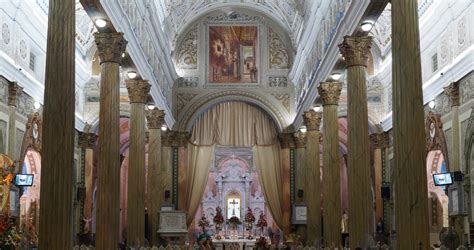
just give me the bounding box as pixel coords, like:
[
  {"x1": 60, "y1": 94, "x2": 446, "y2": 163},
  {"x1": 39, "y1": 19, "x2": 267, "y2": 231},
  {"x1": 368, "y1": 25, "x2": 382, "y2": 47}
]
[
  {"x1": 433, "y1": 173, "x2": 453, "y2": 186},
  {"x1": 14, "y1": 174, "x2": 34, "y2": 186}
]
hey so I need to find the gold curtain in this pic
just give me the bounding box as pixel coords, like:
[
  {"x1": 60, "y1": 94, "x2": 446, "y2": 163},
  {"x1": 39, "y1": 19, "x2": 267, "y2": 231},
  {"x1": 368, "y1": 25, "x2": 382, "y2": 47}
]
[{"x1": 185, "y1": 101, "x2": 284, "y2": 229}]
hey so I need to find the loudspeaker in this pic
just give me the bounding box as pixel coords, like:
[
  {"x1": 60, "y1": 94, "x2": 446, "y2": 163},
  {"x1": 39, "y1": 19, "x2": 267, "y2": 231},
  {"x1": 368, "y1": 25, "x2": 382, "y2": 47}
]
[
  {"x1": 77, "y1": 187, "x2": 86, "y2": 201},
  {"x1": 164, "y1": 190, "x2": 170, "y2": 199},
  {"x1": 381, "y1": 186, "x2": 390, "y2": 199},
  {"x1": 452, "y1": 171, "x2": 463, "y2": 181},
  {"x1": 297, "y1": 189, "x2": 304, "y2": 198}
]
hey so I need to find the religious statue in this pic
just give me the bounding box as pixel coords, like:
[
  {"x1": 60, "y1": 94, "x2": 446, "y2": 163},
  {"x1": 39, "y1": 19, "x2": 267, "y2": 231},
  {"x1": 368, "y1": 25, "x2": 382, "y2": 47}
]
[{"x1": 256, "y1": 211, "x2": 267, "y2": 236}]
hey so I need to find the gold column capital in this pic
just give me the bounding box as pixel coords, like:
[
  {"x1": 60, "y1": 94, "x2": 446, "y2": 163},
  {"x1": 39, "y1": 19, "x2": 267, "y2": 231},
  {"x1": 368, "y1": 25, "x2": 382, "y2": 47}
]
[
  {"x1": 444, "y1": 82, "x2": 460, "y2": 107},
  {"x1": 293, "y1": 132, "x2": 306, "y2": 148},
  {"x1": 8, "y1": 81, "x2": 23, "y2": 107},
  {"x1": 146, "y1": 108, "x2": 166, "y2": 129},
  {"x1": 339, "y1": 36, "x2": 373, "y2": 67},
  {"x1": 126, "y1": 80, "x2": 151, "y2": 103},
  {"x1": 161, "y1": 130, "x2": 174, "y2": 146},
  {"x1": 318, "y1": 81, "x2": 342, "y2": 106},
  {"x1": 174, "y1": 131, "x2": 190, "y2": 147},
  {"x1": 303, "y1": 110, "x2": 322, "y2": 131},
  {"x1": 369, "y1": 132, "x2": 389, "y2": 149},
  {"x1": 78, "y1": 132, "x2": 98, "y2": 149},
  {"x1": 94, "y1": 32, "x2": 127, "y2": 64},
  {"x1": 278, "y1": 132, "x2": 294, "y2": 149}
]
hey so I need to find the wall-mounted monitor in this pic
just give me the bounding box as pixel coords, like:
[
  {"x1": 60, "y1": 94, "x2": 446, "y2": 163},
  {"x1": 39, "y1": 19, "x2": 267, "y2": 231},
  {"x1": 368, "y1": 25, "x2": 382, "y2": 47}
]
[
  {"x1": 433, "y1": 173, "x2": 453, "y2": 186},
  {"x1": 14, "y1": 174, "x2": 34, "y2": 186}
]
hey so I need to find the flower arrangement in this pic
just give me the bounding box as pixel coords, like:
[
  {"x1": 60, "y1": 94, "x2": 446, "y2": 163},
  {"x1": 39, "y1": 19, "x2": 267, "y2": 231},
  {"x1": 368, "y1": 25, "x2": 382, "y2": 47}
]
[
  {"x1": 244, "y1": 207, "x2": 255, "y2": 224},
  {"x1": 227, "y1": 216, "x2": 241, "y2": 229},
  {"x1": 198, "y1": 214, "x2": 210, "y2": 232},
  {"x1": 213, "y1": 207, "x2": 224, "y2": 225},
  {"x1": 0, "y1": 215, "x2": 21, "y2": 248},
  {"x1": 256, "y1": 212, "x2": 267, "y2": 228},
  {"x1": 255, "y1": 236, "x2": 269, "y2": 249}
]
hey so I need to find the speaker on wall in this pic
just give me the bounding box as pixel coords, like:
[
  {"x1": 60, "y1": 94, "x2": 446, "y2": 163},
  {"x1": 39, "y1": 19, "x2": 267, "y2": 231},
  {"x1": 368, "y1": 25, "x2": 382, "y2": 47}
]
[
  {"x1": 164, "y1": 190, "x2": 170, "y2": 199},
  {"x1": 381, "y1": 186, "x2": 390, "y2": 199},
  {"x1": 297, "y1": 189, "x2": 304, "y2": 198},
  {"x1": 452, "y1": 171, "x2": 463, "y2": 182}
]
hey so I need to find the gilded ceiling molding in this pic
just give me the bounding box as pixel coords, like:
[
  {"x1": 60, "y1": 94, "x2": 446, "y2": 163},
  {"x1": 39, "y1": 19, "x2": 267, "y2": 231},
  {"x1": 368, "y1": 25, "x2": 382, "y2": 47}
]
[{"x1": 175, "y1": 90, "x2": 289, "y2": 132}]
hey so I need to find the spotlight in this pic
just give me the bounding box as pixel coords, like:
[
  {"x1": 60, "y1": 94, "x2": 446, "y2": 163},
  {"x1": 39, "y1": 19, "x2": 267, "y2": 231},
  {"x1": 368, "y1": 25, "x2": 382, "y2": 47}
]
[
  {"x1": 300, "y1": 126, "x2": 307, "y2": 133},
  {"x1": 33, "y1": 101, "x2": 41, "y2": 110},
  {"x1": 161, "y1": 124, "x2": 167, "y2": 131},
  {"x1": 127, "y1": 71, "x2": 137, "y2": 79},
  {"x1": 361, "y1": 21, "x2": 374, "y2": 32},
  {"x1": 147, "y1": 104, "x2": 155, "y2": 110},
  {"x1": 313, "y1": 106, "x2": 321, "y2": 112},
  {"x1": 121, "y1": 52, "x2": 126, "y2": 58},
  {"x1": 95, "y1": 18, "x2": 107, "y2": 28},
  {"x1": 428, "y1": 100, "x2": 436, "y2": 109},
  {"x1": 330, "y1": 73, "x2": 342, "y2": 80}
]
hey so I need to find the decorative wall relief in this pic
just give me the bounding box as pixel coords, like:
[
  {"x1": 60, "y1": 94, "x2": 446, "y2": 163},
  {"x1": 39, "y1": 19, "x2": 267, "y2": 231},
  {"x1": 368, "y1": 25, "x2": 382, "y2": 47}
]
[
  {"x1": 268, "y1": 28, "x2": 289, "y2": 69},
  {"x1": 268, "y1": 76, "x2": 288, "y2": 87},
  {"x1": 176, "y1": 24, "x2": 198, "y2": 70},
  {"x1": 15, "y1": 128, "x2": 25, "y2": 160},
  {"x1": 271, "y1": 93, "x2": 290, "y2": 112},
  {"x1": 460, "y1": 72, "x2": 474, "y2": 105},
  {"x1": 176, "y1": 77, "x2": 199, "y2": 88},
  {"x1": 176, "y1": 93, "x2": 198, "y2": 112}
]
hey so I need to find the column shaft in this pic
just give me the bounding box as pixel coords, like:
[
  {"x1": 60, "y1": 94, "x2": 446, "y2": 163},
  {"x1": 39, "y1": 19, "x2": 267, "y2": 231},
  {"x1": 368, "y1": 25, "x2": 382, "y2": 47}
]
[
  {"x1": 127, "y1": 80, "x2": 151, "y2": 245},
  {"x1": 78, "y1": 132, "x2": 98, "y2": 235},
  {"x1": 392, "y1": 0, "x2": 429, "y2": 247},
  {"x1": 94, "y1": 32, "x2": 127, "y2": 250},
  {"x1": 278, "y1": 133, "x2": 292, "y2": 235},
  {"x1": 303, "y1": 111, "x2": 322, "y2": 243},
  {"x1": 318, "y1": 81, "x2": 342, "y2": 247},
  {"x1": 7, "y1": 81, "x2": 22, "y2": 159},
  {"x1": 339, "y1": 36, "x2": 373, "y2": 248},
  {"x1": 38, "y1": 0, "x2": 75, "y2": 248},
  {"x1": 146, "y1": 109, "x2": 165, "y2": 245}
]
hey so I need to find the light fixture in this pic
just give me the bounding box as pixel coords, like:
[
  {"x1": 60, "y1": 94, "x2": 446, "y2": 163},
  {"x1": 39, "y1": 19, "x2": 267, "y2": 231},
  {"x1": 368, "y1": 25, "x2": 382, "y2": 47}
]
[
  {"x1": 360, "y1": 21, "x2": 373, "y2": 32},
  {"x1": 330, "y1": 73, "x2": 342, "y2": 80},
  {"x1": 33, "y1": 101, "x2": 41, "y2": 110},
  {"x1": 313, "y1": 106, "x2": 321, "y2": 112},
  {"x1": 95, "y1": 18, "x2": 107, "y2": 28},
  {"x1": 121, "y1": 52, "x2": 126, "y2": 58},
  {"x1": 147, "y1": 104, "x2": 155, "y2": 110},
  {"x1": 428, "y1": 100, "x2": 436, "y2": 109},
  {"x1": 161, "y1": 124, "x2": 167, "y2": 131},
  {"x1": 127, "y1": 71, "x2": 137, "y2": 79},
  {"x1": 300, "y1": 126, "x2": 307, "y2": 133}
]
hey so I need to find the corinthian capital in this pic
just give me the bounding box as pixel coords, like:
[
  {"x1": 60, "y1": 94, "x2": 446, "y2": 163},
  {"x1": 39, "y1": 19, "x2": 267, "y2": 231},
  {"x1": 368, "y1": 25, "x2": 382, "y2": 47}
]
[
  {"x1": 444, "y1": 82, "x2": 460, "y2": 107},
  {"x1": 303, "y1": 110, "x2": 322, "y2": 131},
  {"x1": 78, "y1": 132, "x2": 98, "y2": 149},
  {"x1": 318, "y1": 81, "x2": 342, "y2": 106},
  {"x1": 126, "y1": 80, "x2": 151, "y2": 103},
  {"x1": 293, "y1": 132, "x2": 306, "y2": 148},
  {"x1": 369, "y1": 132, "x2": 389, "y2": 149},
  {"x1": 94, "y1": 32, "x2": 127, "y2": 64},
  {"x1": 8, "y1": 81, "x2": 23, "y2": 107},
  {"x1": 147, "y1": 108, "x2": 165, "y2": 129},
  {"x1": 339, "y1": 36, "x2": 372, "y2": 67}
]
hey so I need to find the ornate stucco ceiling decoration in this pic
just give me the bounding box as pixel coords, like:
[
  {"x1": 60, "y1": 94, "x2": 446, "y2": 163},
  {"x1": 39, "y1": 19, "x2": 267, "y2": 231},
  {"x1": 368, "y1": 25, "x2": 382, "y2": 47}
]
[{"x1": 156, "y1": 0, "x2": 305, "y2": 50}]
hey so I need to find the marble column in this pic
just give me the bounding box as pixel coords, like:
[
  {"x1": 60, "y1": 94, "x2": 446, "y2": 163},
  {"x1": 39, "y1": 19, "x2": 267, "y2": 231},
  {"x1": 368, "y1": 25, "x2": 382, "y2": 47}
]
[
  {"x1": 369, "y1": 132, "x2": 389, "y2": 224},
  {"x1": 146, "y1": 108, "x2": 165, "y2": 246},
  {"x1": 278, "y1": 132, "x2": 293, "y2": 235},
  {"x1": 78, "y1": 132, "x2": 98, "y2": 233},
  {"x1": 444, "y1": 82, "x2": 461, "y2": 171},
  {"x1": 339, "y1": 36, "x2": 373, "y2": 248},
  {"x1": 302, "y1": 110, "x2": 322, "y2": 244},
  {"x1": 94, "y1": 32, "x2": 127, "y2": 250},
  {"x1": 293, "y1": 132, "x2": 307, "y2": 243},
  {"x1": 318, "y1": 81, "x2": 342, "y2": 247},
  {"x1": 391, "y1": 0, "x2": 429, "y2": 247},
  {"x1": 126, "y1": 80, "x2": 151, "y2": 245},
  {"x1": 7, "y1": 81, "x2": 22, "y2": 160},
  {"x1": 38, "y1": 0, "x2": 75, "y2": 248}
]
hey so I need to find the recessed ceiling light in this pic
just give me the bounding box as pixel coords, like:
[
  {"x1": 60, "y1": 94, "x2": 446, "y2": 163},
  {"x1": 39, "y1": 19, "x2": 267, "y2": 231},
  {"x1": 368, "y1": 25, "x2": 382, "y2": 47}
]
[
  {"x1": 330, "y1": 73, "x2": 342, "y2": 80},
  {"x1": 121, "y1": 52, "x2": 126, "y2": 58},
  {"x1": 313, "y1": 106, "x2": 321, "y2": 112},
  {"x1": 300, "y1": 126, "x2": 307, "y2": 133},
  {"x1": 361, "y1": 21, "x2": 373, "y2": 32},
  {"x1": 33, "y1": 101, "x2": 41, "y2": 110},
  {"x1": 428, "y1": 100, "x2": 436, "y2": 109},
  {"x1": 127, "y1": 71, "x2": 137, "y2": 79},
  {"x1": 147, "y1": 104, "x2": 155, "y2": 110},
  {"x1": 95, "y1": 18, "x2": 107, "y2": 28},
  {"x1": 161, "y1": 124, "x2": 167, "y2": 131}
]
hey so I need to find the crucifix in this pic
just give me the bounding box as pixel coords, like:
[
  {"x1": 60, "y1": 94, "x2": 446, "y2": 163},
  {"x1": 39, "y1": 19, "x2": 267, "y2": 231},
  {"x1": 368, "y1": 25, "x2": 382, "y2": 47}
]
[{"x1": 230, "y1": 199, "x2": 239, "y2": 216}]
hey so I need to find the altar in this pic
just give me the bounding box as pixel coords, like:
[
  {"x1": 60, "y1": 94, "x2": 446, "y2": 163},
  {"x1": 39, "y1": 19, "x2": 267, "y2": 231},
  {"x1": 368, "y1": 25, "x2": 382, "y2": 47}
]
[{"x1": 212, "y1": 238, "x2": 256, "y2": 250}]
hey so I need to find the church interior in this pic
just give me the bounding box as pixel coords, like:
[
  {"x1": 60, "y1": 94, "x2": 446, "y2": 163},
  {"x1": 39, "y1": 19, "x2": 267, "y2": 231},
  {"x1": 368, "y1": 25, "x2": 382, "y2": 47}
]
[{"x1": 0, "y1": 0, "x2": 472, "y2": 249}]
